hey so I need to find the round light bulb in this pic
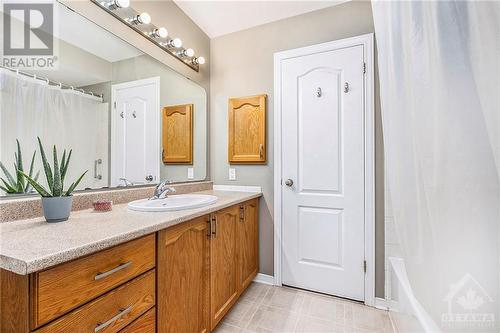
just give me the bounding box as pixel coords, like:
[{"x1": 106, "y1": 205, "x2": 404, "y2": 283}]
[
  {"x1": 185, "y1": 48, "x2": 194, "y2": 57},
  {"x1": 172, "y1": 38, "x2": 182, "y2": 48},
  {"x1": 197, "y1": 56, "x2": 205, "y2": 65},
  {"x1": 138, "y1": 12, "x2": 151, "y2": 24},
  {"x1": 114, "y1": 0, "x2": 129, "y2": 8},
  {"x1": 152, "y1": 27, "x2": 168, "y2": 38}
]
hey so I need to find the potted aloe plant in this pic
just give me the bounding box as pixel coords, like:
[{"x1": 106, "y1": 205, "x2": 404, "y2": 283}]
[
  {"x1": 0, "y1": 139, "x2": 39, "y2": 194},
  {"x1": 21, "y1": 138, "x2": 87, "y2": 223}
]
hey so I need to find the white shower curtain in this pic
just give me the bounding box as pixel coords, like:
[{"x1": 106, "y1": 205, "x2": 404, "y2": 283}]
[
  {"x1": 0, "y1": 69, "x2": 109, "y2": 193},
  {"x1": 372, "y1": 1, "x2": 499, "y2": 332}
]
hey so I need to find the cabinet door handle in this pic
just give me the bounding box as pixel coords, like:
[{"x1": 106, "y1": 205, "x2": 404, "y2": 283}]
[
  {"x1": 94, "y1": 261, "x2": 132, "y2": 280},
  {"x1": 207, "y1": 217, "x2": 212, "y2": 238},
  {"x1": 95, "y1": 306, "x2": 132, "y2": 332},
  {"x1": 212, "y1": 216, "x2": 217, "y2": 238},
  {"x1": 239, "y1": 205, "x2": 245, "y2": 222},
  {"x1": 259, "y1": 144, "x2": 264, "y2": 159}
]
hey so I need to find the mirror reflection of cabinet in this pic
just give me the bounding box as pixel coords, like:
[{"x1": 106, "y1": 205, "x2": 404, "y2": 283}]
[
  {"x1": 162, "y1": 104, "x2": 193, "y2": 164},
  {"x1": 228, "y1": 94, "x2": 267, "y2": 164}
]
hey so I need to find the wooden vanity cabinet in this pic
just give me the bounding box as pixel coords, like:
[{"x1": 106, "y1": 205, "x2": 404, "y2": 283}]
[
  {"x1": 209, "y1": 205, "x2": 240, "y2": 330},
  {"x1": 156, "y1": 198, "x2": 260, "y2": 333},
  {"x1": 238, "y1": 198, "x2": 259, "y2": 291},
  {"x1": 157, "y1": 216, "x2": 210, "y2": 333},
  {"x1": 1, "y1": 198, "x2": 260, "y2": 333}
]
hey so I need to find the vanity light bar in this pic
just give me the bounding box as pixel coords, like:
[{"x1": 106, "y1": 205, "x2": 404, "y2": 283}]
[{"x1": 91, "y1": 0, "x2": 204, "y2": 72}]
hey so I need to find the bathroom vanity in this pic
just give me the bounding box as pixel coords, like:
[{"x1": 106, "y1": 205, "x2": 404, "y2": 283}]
[{"x1": 0, "y1": 191, "x2": 260, "y2": 333}]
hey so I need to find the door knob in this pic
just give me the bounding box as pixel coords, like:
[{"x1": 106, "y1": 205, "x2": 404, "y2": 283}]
[
  {"x1": 284, "y1": 179, "x2": 294, "y2": 187},
  {"x1": 145, "y1": 175, "x2": 153, "y2": 182}
]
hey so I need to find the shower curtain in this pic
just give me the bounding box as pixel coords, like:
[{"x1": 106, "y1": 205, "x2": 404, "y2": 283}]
[
  {"x1": 372, "y1": 1, "x2": 499, "y2": 332},
  {"x1": 0, "y1": 69, "x2": 109, "y2": 193}
]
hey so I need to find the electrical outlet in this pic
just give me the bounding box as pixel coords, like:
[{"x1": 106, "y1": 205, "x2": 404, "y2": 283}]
[
  {"x1": 187, "y1": 168, "x2": 194, "y2": 179},
  {"x1": 229, "y1": 168, "x2": 236, "y2": 181}
]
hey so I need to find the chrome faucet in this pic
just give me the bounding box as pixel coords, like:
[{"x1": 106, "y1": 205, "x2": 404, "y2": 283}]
[
  {"x1": 150, "y1": 180, "x2": 176, "y2": 200},
  {"x1": 119, "y1": 177, "x2": 134, "y2": 187}
]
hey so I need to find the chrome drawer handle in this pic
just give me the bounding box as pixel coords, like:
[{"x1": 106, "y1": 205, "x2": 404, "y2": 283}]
[
  {"x1": 94, "y1": 261, "x2": 132, "y2": 281},
  {"x1": 95, "y1": 305, "x2": 132, "y2": 332}
]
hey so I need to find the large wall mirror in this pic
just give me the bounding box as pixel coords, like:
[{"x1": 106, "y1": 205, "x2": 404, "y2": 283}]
[{"x1": 0, "y1": 1, "x2": 207, "y2": 197}]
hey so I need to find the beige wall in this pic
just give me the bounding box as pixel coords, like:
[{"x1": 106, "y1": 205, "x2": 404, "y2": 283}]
[{"x1": 210, "y1": 1, "x2": 385, "y2": 297}]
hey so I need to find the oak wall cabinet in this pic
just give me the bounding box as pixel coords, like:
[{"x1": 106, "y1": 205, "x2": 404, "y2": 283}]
[
  {"x1": 162, "y1": 104, "x2": 193, "y2": 164},
  {"x1": 228, "y1": 94, "x2": 267, "y2": 164}
]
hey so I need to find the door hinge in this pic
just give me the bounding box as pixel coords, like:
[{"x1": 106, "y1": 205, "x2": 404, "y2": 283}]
[
  {"x1": 363, "y1": 260, "x2": 367, "y2": 273},
  {"x1": 113, "y1": 101, "x2": 116, "y2": 109},
  {"x1": 363, "y1": 62, "x2": 366, "y2": 74}
]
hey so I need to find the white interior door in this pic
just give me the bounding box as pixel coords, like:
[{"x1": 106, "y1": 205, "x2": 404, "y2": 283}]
[
  {"x1": 281, "y1": 44, "x2": 366, "y2": 300},
  {"x1": 111, "y1": 77, "x2": 160, "y2": 187}
]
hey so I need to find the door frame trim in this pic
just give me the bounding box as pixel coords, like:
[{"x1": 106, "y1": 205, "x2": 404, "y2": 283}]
[
  {"x1": 110, "y1": 77, "x2": 161, "y2": 187},
  {"x1": 273, "y1": 33, "x2": 375, "y2": 306}
]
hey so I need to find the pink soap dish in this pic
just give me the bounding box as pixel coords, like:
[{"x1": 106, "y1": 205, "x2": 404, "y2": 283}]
[{"x1": 93, "y1": 200, "x2": 113, "y2": 212}]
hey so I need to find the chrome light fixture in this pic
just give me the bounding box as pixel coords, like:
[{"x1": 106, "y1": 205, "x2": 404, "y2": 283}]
[
  {"x1": 150, "y1": 27, "x2": 168, "y2": 39},
  {"x1": 192, "y1": 56, "x2": 205, "y2": 65},
  {"x1": 92, "y1": 0, "x2": 205, "y2": 71},
  {"x1": 164, "y1": 38, "x2": 182, "y2": 49},
  {"x1": 102, "y1": 0, "x2": 129, "y2": 10},
  {"x1": 130, "y1": 12, "x2": 151, "y2": 25},
  {"x1": 179, "y1": 48, "x2": 194, "y2": 58}
]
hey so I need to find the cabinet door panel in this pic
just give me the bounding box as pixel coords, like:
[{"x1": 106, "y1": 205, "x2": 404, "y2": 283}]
[
  {"x1": 210, "y1": 206, "x2": 239, "y2": 329},
  {"x1": 228, "y1": 94, "x2": 267, "y2": 164},
  {"x1": 158, "y1": 216, "x2": 210, "y2": 333},
  {"x1": 238, "y1": 199, "x2": 259, "y2": 290}
]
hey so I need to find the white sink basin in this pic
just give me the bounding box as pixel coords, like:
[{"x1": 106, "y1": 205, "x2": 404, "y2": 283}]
[{"x1": 128, "y1": 194, "x2": 218, "y2": 212}]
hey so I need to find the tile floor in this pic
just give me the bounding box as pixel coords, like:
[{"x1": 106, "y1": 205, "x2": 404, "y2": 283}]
[{"x1": 214, "y1": 283, "x2": 394, "y2": 333}]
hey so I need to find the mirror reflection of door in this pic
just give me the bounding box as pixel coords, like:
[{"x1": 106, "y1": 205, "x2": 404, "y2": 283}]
[
  {"x1": 162, "y1": 104, "x2": 193, "y2": 165},
  {"x1": 111, "y1": 77, "x2": 161, "y2": 187}
]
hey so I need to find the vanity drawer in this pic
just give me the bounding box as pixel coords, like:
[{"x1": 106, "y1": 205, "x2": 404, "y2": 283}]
[
  {"x1": 119, "y1": 307, "x2": 156, "y2": 333},
  {"x1": 31, "y1": 234, "x2": 156, "y2": 328},
  {"x1": 34, "y1": 270, "x2": 155, "y2": 333}
]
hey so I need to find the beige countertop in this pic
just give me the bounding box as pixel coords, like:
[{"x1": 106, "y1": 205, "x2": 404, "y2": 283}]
[{"x1": 0, "y1": 190, "x2": 261, "y2": 275}]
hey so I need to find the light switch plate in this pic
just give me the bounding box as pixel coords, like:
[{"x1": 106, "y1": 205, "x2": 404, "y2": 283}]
[
  {"x1": 187, "y1": 168, "x2": 194, "y2": 179},
  {"x1": 229, "y1": 168, "x2": 236, "y2": 181}
]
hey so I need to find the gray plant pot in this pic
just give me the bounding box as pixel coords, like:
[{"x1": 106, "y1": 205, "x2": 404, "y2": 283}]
[{"x1": 41, "y1": 196, "x2": 73, "y2": 223}]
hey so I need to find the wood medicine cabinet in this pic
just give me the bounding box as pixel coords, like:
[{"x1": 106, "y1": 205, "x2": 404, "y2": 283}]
[
  {"x1": 228, "y1": 94, "x2": 266, "y2": 164},
  {"x1": 162, "y1": 104, "x2": 193, "y2": 164}
]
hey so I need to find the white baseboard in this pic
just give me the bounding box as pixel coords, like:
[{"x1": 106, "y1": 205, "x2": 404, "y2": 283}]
[
  {"x1": 253, "y1": 273, "x2": 274, "y2": 285},
  {"x1": 213, "y1": 185, "x2": 262, "y2": 193},
  {"x1": 374, "y1": 297, "x2": 389, "y2": 310}
]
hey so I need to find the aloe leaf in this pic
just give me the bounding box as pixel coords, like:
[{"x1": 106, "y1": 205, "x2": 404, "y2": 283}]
[
  {"x1": 19, "y1": 171, "x2": 50, "y2": 197},
  {"x1": 26, "y1": 170, "x2": 40, "y2": 193},
  {"x1": 60, "y1": 149, "x2": 66, "y2": 183},
  {"x1": 28, "y1": 151, "x2": 36, "y2": 178},
  {"x1": 16, "y1": 139, "x2": 24, "y2": 172},
  {"x1": 37, "y1": 137, "x2": 53, "y2": 194},
  {"x1": 65, "y1": 170, "x2": 87, "y2": 196},
  {"x1": 61, "y1": 149, "x2": 72, "y2": 185},
  {"x1": 52, "y1": 146, "x2": 62, "y2": 196},
  {"x1": 0, "y1": 184, "x2": 12, "y2": 193},
  {"x1": 1, "y1": 178, "x2": 15, "y2": 193},
  {"x1": 0, "y1": 161, "x2": 16, "y2": 188},
  {"x1": 25, "y1": 151, "x2": 37, "y2": 193}
]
